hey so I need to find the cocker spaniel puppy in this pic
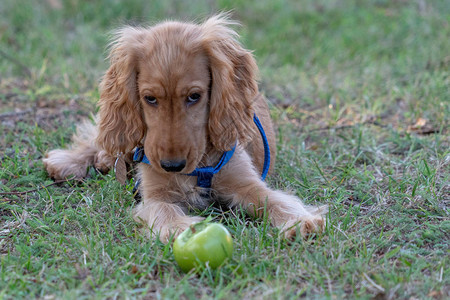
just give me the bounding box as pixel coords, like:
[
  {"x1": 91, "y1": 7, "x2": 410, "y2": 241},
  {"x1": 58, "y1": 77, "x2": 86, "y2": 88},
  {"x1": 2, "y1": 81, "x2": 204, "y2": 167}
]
[{"x1": 43, "y1": 15, "x2": 327, "y2": 242}]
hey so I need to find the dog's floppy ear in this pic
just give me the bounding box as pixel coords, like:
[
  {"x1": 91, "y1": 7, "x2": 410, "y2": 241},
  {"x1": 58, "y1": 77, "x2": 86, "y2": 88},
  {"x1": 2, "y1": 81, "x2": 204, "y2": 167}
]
[
  {"x1": 201, "y1": 15, "x2": 259, "y2": 151},
  {"x1": 96, "y1": 27, "x2": 145, "y2": 156}
]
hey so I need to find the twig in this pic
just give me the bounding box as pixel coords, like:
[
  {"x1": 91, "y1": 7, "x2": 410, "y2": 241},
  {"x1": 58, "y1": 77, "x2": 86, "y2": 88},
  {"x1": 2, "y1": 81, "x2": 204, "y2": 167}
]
[
  {"x1": 0, "y1": 48, "x2": 32, "y2": 77},
  {"x1": 362, "y1": 273, "x2": 385, "y2": 293},
  {"x1": 0, "y1": 197, "x2": 14, "y2": 203},
  {"x1": 0, "y1": 177, "x2": 76, "y2": 196},
  {"x1": 307, "y1": 121, "x2": 387, "y2": 132},
  {"x1": 0, "y1": 108, "x2": 34, "y2": 120}
]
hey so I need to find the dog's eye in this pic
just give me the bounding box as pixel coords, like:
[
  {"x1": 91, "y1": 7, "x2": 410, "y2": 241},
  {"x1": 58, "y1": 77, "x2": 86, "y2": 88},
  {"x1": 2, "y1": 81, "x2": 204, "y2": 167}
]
[
  {"x1": 186, "y1": 93, "x2": 201, "y2": 104},
  {"x1": 144, "y1": 95, "x2": 157, "y2": 105}
]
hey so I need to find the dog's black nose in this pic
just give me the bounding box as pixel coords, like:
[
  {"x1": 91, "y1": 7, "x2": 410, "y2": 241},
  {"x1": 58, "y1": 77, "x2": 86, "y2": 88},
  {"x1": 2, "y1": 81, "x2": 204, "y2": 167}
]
[{"x1": 160, "y1": 159, "x2": 186, "y2": 172}]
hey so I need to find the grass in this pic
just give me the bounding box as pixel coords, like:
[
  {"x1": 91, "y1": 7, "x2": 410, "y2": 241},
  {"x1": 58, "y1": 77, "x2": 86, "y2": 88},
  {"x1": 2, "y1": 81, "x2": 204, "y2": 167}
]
[{"x1": 1, "y1": 0, "x2": 449, "y2": 299}]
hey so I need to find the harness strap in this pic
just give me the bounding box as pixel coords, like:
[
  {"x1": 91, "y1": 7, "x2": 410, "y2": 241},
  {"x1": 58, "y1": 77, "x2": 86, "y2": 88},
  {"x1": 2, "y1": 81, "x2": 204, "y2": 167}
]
[
  {"x1": 133, "y1": 113, "x2": 270, "y2": 189},
  {"x1": 253, "y1": 114, "x2": 270, "y2": 181},
  {"x1": 133, "y1": 147, "x2": 149, "y2": 164},
  {"x1": 184, "y1": 143, "x2": 236, "y2": 188},
  {"x1": 133, "y1": 144, "x2": 236, "y2": 189}
]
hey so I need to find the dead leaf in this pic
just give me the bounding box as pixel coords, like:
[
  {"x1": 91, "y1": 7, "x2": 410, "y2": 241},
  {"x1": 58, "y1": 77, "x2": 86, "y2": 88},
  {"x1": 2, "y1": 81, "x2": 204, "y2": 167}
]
[
  {"x1": 407, "y1": 118, "x2": 440, "y2": 135},
  {"x1": 427, "y1": 290, "x2": 443, "y2": 298},
  {"x1": 74, "y1": 263, "x2": 91, "y2": 280},
  {"x1": 46, "y1": 0, "x2": 62, "y2": 10},
  {"x1": 131, "y1": 265, "x2": 139, "y2": 274}
]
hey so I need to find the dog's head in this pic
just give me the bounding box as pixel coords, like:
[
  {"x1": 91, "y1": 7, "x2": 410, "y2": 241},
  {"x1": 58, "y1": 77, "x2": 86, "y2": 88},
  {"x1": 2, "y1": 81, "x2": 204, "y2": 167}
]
[{"x1": 96, "y1": 14, "x2": 258, "y2": 174}]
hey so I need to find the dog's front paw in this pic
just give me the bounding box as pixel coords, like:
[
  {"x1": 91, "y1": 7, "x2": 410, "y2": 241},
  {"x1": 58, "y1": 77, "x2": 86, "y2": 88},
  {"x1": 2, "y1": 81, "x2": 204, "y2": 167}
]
[
  {"x1": 133, "y1": 202, "x2": 205, "y2": 243},
  {"x1": 153, "y1": 216, "x2": 205, "y2": 243},
  {"x1": 282, "y1": 215, "x2": 326, "y2": 240}
]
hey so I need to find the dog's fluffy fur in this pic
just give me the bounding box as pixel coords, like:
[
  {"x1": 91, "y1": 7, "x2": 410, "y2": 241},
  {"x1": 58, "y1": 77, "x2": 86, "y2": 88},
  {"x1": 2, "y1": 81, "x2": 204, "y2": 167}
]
[{"x1": 43, "y1": 15, "x2": 327, "y2": 242}]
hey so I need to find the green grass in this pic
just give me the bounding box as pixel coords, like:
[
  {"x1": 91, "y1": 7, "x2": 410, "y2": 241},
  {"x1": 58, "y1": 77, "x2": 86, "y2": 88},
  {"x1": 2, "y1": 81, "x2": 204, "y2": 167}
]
[{"x1": 1, "y1": 0, "x2": 449, "y2": 299}]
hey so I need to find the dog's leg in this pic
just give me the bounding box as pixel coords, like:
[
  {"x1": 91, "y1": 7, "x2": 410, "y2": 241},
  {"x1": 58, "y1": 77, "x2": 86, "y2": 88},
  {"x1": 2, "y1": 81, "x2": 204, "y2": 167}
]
[
  {"x1": 132, "y1": 165, "x2": 204, "y2": 243},
  {"x1": 215, "y1": 150, "x2": 327, "y2": 239},
  {"x1": 244, "y1": 186, "x2": 327, "y2": 239},
  {"x1": 133, "y1": 200, "x2": 203, "y2": 243},
  {"x1": 43, "y1": 119, "x2": 115, "y2": 180}
]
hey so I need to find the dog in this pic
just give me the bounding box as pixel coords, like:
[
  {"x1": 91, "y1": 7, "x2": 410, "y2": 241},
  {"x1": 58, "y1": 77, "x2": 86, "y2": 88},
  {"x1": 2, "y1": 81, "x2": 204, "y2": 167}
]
[{"x1": 43, "y1": 14, "x2": 327, "y2": 242}]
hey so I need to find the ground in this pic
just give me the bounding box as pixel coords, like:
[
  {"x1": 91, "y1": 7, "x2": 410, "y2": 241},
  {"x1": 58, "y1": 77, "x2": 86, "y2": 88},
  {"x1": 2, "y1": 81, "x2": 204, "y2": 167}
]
[{"x1": 0, "y1": 0, "x2": 449, "y2": 299}]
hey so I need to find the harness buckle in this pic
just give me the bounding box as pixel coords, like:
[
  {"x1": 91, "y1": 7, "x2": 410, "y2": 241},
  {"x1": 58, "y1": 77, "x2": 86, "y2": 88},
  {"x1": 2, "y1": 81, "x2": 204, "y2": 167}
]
[
  {"x1": 133, "y1": 148, "x2": 144, "y2": 162},
  {"x1": 195, "y1": 168, "x2": 215, "y2": 189}
]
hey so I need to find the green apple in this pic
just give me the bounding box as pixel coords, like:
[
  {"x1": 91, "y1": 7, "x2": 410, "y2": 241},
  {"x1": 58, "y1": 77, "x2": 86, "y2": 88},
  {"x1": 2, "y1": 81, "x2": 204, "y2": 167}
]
[{"x1": 173, "y1": 220, "x2": 233, "y2": 272}]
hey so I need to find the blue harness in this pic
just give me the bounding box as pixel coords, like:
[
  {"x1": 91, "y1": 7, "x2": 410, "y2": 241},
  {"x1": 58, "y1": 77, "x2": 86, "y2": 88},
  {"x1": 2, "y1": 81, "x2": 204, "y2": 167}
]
[{"x1": 133, "y1": 114, "x2": 270, "y2": 189}]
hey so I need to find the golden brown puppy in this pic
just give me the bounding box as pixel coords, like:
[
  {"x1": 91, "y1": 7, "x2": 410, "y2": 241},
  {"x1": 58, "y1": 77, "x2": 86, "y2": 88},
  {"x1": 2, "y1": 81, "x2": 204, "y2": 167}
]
[{"x1": 43, "y1": 15, "x2": 327, "y2": 242}]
